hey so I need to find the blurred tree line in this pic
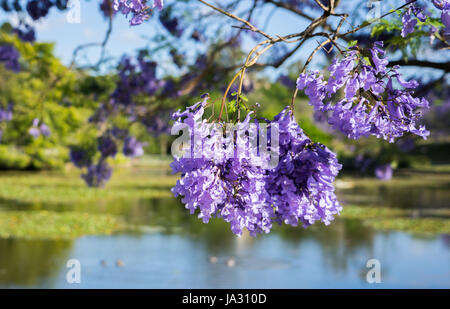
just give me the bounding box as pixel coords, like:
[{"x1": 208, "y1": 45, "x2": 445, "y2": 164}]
[{"x1": 0, "y1": 19, "x2": 448, "y2": 173}]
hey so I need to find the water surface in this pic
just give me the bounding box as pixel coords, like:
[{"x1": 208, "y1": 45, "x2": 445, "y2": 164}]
[{"x1": 0, "y1": 170, "x2": 449, "y2": 288}]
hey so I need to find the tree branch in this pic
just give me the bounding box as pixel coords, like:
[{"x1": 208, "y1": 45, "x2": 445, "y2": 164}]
[{"x1": 389, "y1": 59, "x2": 450, "y2": 73}]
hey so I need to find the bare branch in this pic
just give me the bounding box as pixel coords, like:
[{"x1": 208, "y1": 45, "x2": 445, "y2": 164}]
[
  {"x1": 197, "y1": 0, "x2": 274, "y2": 41},
  {"x1": 389, "y1": 59, "x2": 450, "y2": 73}
]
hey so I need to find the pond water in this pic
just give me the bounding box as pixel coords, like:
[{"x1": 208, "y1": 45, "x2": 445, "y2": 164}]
[{"x1": 0, "y1": 170, "x2": 449, "y2": 288}]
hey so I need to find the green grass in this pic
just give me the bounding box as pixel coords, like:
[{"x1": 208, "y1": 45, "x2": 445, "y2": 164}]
[
  {"x1": 0, "y1": 210, "x2": 126, "y2": 239},
  {"x1": 0, "y1": 167, "x2": 177, "y2": 205},
  {"x1": 0, "y1": 161, "x2": 448, "y2": 238},
  {"x1": 337, "y1": 173, "x2": 450, "y2": 189},
  {"x1": 340, "y1": 205, "x2": 406, "y2": 220},
  {"x1": 366, "y1": 218, "x2": 450, "y2": 235},
  {"x1": 340, "y1": 205, "x2": 450, "y2": 236}
]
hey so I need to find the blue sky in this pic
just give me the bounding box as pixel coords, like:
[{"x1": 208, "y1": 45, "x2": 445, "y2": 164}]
[
  {"x1": 0, "y1": 1, "x2": 446, "y2": 82},
  {"x1": 1, "y1": 1, "x2": 318, "y2": 76}
]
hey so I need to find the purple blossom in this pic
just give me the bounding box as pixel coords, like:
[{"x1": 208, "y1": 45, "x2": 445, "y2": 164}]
[
  {"x1": 69, "y1": 148, "x2": 92, "y2": 168},
  {"x1": 401, "y1": 3, "x2": 427, "y2": 38},
  {"x1": 296, "y1": 42, "x2": 430, "y2": 143},
  {"x1": 170, "y1": 97, "x2": 342, "y2": 236},
  {"x1": 26, "y1": 0, "x2": 53, "y2": 20},
  {"x1": 401, "y1": 8, "x2": 418, "y2": 37},
  {"x1": 123, "y1": 136, "x2": 144, "y2": 157},
  {"x1": 431, "y1": 0, "x2": 450, "y2": 33},
  {"x1": 113, "y1": 0, "x2": 149, "y2": 25},
  {"x1": 265, "y1": 108, "x2": 342, "y2": 227},
  {"x1": 0, "y1": 44, "x2": 20, "y2": 72},
  {"x1": 40, "y1": 123, "x2": 51, "y2": 137},
  {"x1": 82, "y1": 160, "x2": 113, "y2": 187},
  {"x1": 112, "y1": 0, "x2": 164, "y2": 25},
  {"x1": 171, "y1": 96, "x2": 275, "y2": 235},
  {"x1": 28, "y1": 118, "x2": 51, "y2": 138},
  {"x1": 442, "y1": 7, "x2": 450, "y2": 34},
  {"x1": 0, "y1": 104, "x2": 13, "y2": 122},
  {"x1": 154, "y1": 0, "x2": 163, "y2": 10},
  {"x1": 98, "y1": 135, "x2": 118, "y2": 158},
  {"x1": 13, "y1": 25, "x2": 36, "y2": 42},
  {"x1": 0, "y1": 103, "x2": 13, "y2": 142},
  {"x1": 375, "y1": 164, "x2": 393, "y2": 180},
  {"x1": 160, "y1": 9, "x2": 184, "y2": 37}
]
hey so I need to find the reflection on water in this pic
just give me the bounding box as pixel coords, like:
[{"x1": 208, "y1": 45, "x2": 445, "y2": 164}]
[
  {"x1": 0, "y1": 171, "x2": 449, "y2": 288},
  {"x1": 338, "y1": 184, "x2": 450, "y2": 209},
  {"x1": 337, "y1": 171, "x2": 450, "y2": 209},
  {"x1": 0, "y1": 219, "x2": 449, "y2": 288},
  {"x1": 0, "y1": 238, "x2": 73, "y2": 288}
]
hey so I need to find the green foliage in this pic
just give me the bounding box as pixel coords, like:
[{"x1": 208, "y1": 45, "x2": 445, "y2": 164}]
[
  {"x1": 0, "y1": 30, "x2": 107, "y2": 170},
  {"x1": 341, "y1": 205, "x2": 450, "y2": 235},
  {"x1": 0, "y1": 211, "x2": 125, "y2": 239},
  {"x1": 0, "y1": 165, "x2": 449, "y2": 239},
  {"x1": 0, "y1": 26, "x2": 124, "y2": 170},
  {"x1": 0, "y1": 165, "x2": 176, "y2": 206},
  {"x1": 366, "y1": 218, "x2": 450, "y2": 236},
  {"x1": 370, "y1": 14, "x2": 445, "y2": 58},
  {"x1": 341, "y1": 205, "x2": 407, "y2": 220}
]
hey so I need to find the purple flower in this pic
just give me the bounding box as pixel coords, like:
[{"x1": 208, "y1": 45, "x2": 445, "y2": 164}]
[
  {"x1": 401, "y1": 2, "x2": 428, "y2": 38},
  {"x1": 443, "y1": 8, "x2": 450, "y2": 33},
  {"x1": 375, "y1": 164, "x2": 393, "y2": 180},
  {"x1": 0, "y1": 44, "x2": 20, "y2": 72},
  {"x1": 296, "y1": 42, "x2": 430, "y2": 143},
  {"x1": 154, "y1": 0, "x2": 163, "y2": 10},
  {"x1": 70, "y1": 148, "x2": 92, "y2": 168},
  {"x1": 430, "y1": 0, "x2": 450, "y2": 33},
  {"x1": 0, "y1": 104, "x2": 13, "y2": 122},
  {"x1": 13, "y1": 25, "x2": 36, "y2": 42},
  {"x1": 123, "y1": 136, "x2": 144, "y2": 157},
  {"x1": 98, "y1": 135, "x2": 118, "y2": 158},
  {"x1": 82, "y1": 161, "x2": 113, "y2": 187},
  {"x1": 28, "y1": 127, "x2": 40, "y2": 138},
  {"x1": 26, "y1": 0, "x2": 53, "y2": 20},
  {"x1": 28, "y1": 118, "x2": 51, "y2": 138},
  {"x1": 160, "y1": 10, "x2": 184, "y2": 37},
  {"x1": 112, "y1": 0, "x2": 157, "y2": 25},
  {"x1": 401, "y1": 8, "x2": 417, "y2": 37},
  {"x1": 40, "y1": 123, "x2": 51, "y2": 137},
  {"x1": 265, "y1": 108, "x2": 342, "y2": 227},
  {"x1": 170, "y1": 98, "x2": 343, "y2": 236},
  {"x1": 171, "y1": 97, "x2": 274, "y2": 235}
]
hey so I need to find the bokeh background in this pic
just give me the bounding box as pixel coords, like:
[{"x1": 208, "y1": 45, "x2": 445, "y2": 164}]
[{"x1": 0, "y1": 0, "x2": 449, "y2": 288}]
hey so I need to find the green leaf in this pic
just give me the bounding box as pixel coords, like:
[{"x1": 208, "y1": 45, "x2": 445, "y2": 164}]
[{"x1": 227, "y1": 100, "x2": 236, "y2": 113}]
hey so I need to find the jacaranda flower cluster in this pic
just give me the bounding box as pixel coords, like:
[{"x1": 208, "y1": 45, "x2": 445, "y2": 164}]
[
  {"x1": 401, "y1": 2, "x2": 427, "y2": 38},
  {"x1": 113, "y1": 0, "x2": 164, "y2": 25},
  {"x1": 0, "y1": 44, "x2": 20, "y2": 72},
  {"x1": 296, "y1": 42, "x2": 430, "y2": 143},
  {"x1": 170, "y1": 96, "x2": 342, "y2": 236}
]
